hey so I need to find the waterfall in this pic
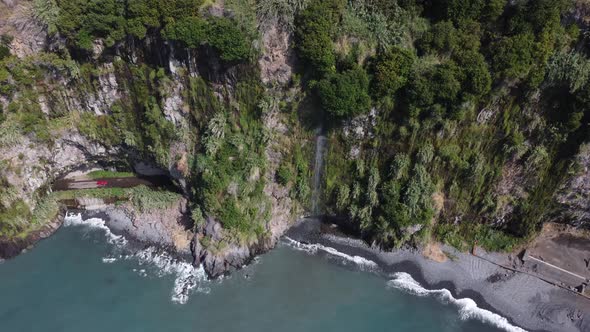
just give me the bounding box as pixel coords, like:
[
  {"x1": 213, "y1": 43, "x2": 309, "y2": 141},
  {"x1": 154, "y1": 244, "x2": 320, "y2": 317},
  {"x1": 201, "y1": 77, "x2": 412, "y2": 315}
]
[{"x1": 311, "y1": 131, "x2": 327, "y2": 216}]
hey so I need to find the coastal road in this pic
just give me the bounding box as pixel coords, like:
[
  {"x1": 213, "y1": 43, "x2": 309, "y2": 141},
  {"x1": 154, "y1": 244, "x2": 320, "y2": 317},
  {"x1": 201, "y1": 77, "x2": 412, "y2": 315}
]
[
  {"x1": 52, "y1": 176, "x2": 167, "y2": 191},
  {"x1": 522, "y1": 232, "x2": 590, "y2": 293}
]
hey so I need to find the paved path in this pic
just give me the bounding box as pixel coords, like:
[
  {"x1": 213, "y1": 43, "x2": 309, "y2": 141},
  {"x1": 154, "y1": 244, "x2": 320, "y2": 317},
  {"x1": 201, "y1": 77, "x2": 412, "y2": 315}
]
[{"x1": 52, "y1": 177, "x2": 162, "y2": 191}]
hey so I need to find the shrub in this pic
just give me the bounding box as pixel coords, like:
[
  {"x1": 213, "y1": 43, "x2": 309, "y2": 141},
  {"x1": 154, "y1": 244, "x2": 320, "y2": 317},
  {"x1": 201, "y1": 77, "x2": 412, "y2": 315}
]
[
  {"x1": 418, "y1": 20, "x2": 458, "y2": 55},
  {"x1": 407, "y1": 62, "x2": 461, "y2": 109},
  {"x1": 547, "y1": 51, "x2": 590, "y2": 93},
  {"x1": 276, "y1": 162, "x2": 294, "y2": 186},
  {"x1": 130, "y1": 185, "x2": 180, "y2": 212},
  {"x1": 390, "y1": 153, "x2": 410, "y2": 180},
  {"x1": 206, "y1": 17, "x2": 252, "y2": 62},
  {"x1": 33, "y1": 0, "x2": 60, "y2": 35},
  {"x1": 164, "y1": 16, "x2": 251, "y2": 62},
  {"x1": 78, "y1": 113, "x2": 121, "y2": 146},
  {"x1": 294, "y1": 0, "x2": 345, "y2": 75},
  {"x1": 372, "y1": 47, "x2": 415, "y2": 96},
  {"x1": 456, "y1": 51, "x2": 491, "y2": 97},
  {"x1": 162, "y1": 16, "x2": 208, "y2": 48},
  {"x1": 0, "y1": 45, "x2": 10, "y2": 61},
  {"x1": 316, "y1": 66, "x2": 371, "y2": 119},
  {"x1": 490, "y1": 33, "x2": 537, "y2": 80}
]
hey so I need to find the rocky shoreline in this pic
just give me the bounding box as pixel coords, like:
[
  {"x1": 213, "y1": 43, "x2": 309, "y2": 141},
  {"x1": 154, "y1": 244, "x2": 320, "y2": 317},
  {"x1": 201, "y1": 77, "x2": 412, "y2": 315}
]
[
  {"x1": 0, "y1": 208, "x2": 65, "y2": 261},
  {"x1": 286, "y1": 218, "x2": 590, "y2": 332},
  {"x1": 3, "y1": 203, "x2": 589, "y2": 332}
]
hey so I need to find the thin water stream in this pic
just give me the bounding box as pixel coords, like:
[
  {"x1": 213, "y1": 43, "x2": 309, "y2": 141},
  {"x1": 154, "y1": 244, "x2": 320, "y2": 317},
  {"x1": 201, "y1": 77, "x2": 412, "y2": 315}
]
[{"x1": 311, "y1": 130, "x2": 327, "y2": 216}]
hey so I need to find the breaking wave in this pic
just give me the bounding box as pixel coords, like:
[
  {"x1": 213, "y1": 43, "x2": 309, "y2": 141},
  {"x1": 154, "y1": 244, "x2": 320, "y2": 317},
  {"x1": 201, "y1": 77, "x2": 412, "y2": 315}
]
[
  {"x1": 130, "y1": 247, "x2": 209, "y2": 304},
  {"x1": 64, "y1": 212, "x2": 127, "y2": 247},
  {"x1": 388, "y1": 272, "x2": 527, "y2": 332},
  {"x1": 283, "y1": 237, "x2": 378, "y2": 270},
  {"x1": 63, "y1": 211, "x2": 209, "y2": 304}
]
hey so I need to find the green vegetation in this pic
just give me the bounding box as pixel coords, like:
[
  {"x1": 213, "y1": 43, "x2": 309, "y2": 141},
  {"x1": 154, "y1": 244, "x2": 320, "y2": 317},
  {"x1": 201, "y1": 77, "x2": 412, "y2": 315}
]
[
  {"x1": 1, "y1": 0, "x2": 588, "y2": 258},
  {"x1": 191, "y1": 73, "x2": 271, "y2": 243},
  {"x1": 0, "y1": 177, "x2": 61, "y2": 238},
  {"x1": 164, "y1": 16, "x2": 252, "y2": 62},
  {"x1": 87, "y1": 170, "x2": 135, "y2": 179},
  {"x1": 372, "y1": 47, "x2": 415, "y2": 97},
  {"x1": 294, "y1": 0, "x2": 344, "y2": 75},
  {"x1": 45, "y1": 0, "x2": 253, "y2": 62},
  {"x1": 316, "y1": 67, "x2": 371, "y2": 120},
  {"x1": 53, "y1": 185, "x2": 180, "y2": 213},
  {"x1": 54, "y1": 0, "x2": 203, "y2": 48},
  {"x1": 130, "y1": 185, "x2": 181, "y2": 212},
  {"x1": 294, "y1": 0, "x2": 589, "y2": 252}
]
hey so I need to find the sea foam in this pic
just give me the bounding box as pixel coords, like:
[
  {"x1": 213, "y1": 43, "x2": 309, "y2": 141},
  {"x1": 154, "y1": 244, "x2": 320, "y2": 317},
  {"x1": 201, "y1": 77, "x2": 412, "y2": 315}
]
[
  {"x1": 284, "y1": 236, "x2": 378, "y2": 270},
  {"x1": 388, "y1": 272, "x2": 527, "y2": 332},
  {"x1": 64, "y1": 212, "x2": 127, "y2": 247},
  {"x1": 63, "y1": 211, "x2": 209, "y2": 304},
  {"x1": 130, "y1": 246, "x2": 210, "y2": 304}
]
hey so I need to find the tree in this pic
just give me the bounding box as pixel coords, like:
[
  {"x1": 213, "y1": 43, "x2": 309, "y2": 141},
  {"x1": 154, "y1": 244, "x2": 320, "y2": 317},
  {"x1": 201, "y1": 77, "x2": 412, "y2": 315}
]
[
  {"x1": 419, "y1": 21, "x2": 458, "y2": 55},
  {"x1": 163, "y1": 16, "x2": 208, "y2": 48},
  {"x1": 294, "y1": 0, "x2": 344, "y2": 76},
  {"x1": 490, "y1": 33, "x2": 536, "y2": 80},
  {"x1": 456, "y1": 51, "x2": 491, "y2": 97},
  {"x1": 126, "y1": 0, "x2": 161, "y2": 39},
  {"x1": 206, "y1": 17, "x2": 251, "y2": 62},
  {"x1": 164, "y1": 16, "x2": 251, "y2": 62},
  {"x1": 372, "y1": 47, "x2": 415, "y2": 96},
  {"x1": 316, "y1": 67, "x2": 371, "y2": 119}
]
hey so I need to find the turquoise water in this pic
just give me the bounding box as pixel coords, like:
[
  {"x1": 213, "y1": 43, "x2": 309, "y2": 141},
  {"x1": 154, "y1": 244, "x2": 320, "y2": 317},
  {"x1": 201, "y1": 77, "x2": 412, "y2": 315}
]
[{"x1": 0, "y1": 220, "x2": 505, "y2": 332}]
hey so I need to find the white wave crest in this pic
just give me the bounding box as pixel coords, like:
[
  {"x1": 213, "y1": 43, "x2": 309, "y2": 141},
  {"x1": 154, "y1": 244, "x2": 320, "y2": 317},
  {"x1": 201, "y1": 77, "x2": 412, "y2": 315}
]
[
  {"x1": 130, "y1": 247, "x2": 210, "y2": 304},
  {"x1": 284, "y1": 237, "x2": 378, "y2": 269},
  {"x1": 388, "y1": 272, "x2": 527, "y2": 332},
  {"x1": 64, "y1": 212, "x2": 127, "y2": 247},
  {"x1": 64, "y1": 212, "x2": 209, "y2": 304}
]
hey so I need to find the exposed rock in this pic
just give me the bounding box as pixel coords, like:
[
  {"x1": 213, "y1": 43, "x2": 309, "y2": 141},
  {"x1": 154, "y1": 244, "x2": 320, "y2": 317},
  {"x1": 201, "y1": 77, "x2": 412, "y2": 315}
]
[
  {"x1": 104, "y1": 198, "x2": 193, "y2": 253},
  {"x1": 555, "y1": 143, "x2": 590, "y2": 229},
  {"x1": 0, "y1": 132, "x2": 113, "y2": 206},
  {"x1": 0, "y1": 0, "x2": 47, "y2": 57},
  {"x1": 423, "y1": 242, "x2": 448, "y2": 263},
  {"x1": 259, "y1": 20, "x2": 294, "y2": 85}
]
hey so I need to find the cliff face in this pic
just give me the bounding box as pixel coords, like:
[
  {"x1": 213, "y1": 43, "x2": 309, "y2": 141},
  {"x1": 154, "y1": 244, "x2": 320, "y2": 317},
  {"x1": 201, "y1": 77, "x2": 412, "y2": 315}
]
[
  {"x1": 1, "y1": 0, "x2": 588, "y2": 273},
  {"x1": 0, "y1": 1, "x2": 302, "y2": 277}
]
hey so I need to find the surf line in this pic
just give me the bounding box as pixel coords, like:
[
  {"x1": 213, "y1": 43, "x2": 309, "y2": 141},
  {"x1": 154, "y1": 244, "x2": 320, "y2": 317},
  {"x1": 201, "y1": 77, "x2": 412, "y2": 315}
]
[{"x1": 388, "y1": 272, "x2": 527, "y2": 332}]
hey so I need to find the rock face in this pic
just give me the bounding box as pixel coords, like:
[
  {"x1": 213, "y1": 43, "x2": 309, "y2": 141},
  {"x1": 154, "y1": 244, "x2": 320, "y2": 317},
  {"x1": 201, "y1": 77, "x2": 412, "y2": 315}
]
[
  {"x1": 259, "y1": 20, "x2": 294, "y2": 85},
  {"x1": 1, "y1": 132, "x2": 114, "y2": 206},
  {"x1": 555, "y1": 143, "x2": 590, "y2": 229},
  {"x1": 0, "y1": 4, "x2": 299, "y2": 278},
  {"x1": 0, "y1": 0, "x2": 47, "y2": 57},
  {"x1": 196, "y1": 212, "x2": 292, "y2": 278},
  {"x1": 103, "y1": 198, "x2": 193, "y2": 253}
]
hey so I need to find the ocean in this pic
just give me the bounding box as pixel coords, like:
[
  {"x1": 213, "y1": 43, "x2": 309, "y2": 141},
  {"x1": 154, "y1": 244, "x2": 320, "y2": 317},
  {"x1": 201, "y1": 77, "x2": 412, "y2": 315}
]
[{"x1": 0, "y1": 213, "x2": 515, "y2": 332}]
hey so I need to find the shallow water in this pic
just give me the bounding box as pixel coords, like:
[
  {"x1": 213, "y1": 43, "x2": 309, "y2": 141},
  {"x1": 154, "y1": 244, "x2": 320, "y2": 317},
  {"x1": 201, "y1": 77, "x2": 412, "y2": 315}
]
[{"x1": 0, "y1": 218, "x2": 507, "y2": 332}]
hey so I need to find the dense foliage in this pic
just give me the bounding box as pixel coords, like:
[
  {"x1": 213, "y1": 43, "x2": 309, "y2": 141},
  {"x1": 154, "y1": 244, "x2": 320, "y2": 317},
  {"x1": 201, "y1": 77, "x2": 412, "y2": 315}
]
[
  {"x1": 1, "y1": 0, "x2": 589, "y2": 256},
  {"x1": 316, "y1": 67, "x2": 371, "y2": 120},
  {"x1": 294, "y1": 0, "x2": 590, "y2": 251}
]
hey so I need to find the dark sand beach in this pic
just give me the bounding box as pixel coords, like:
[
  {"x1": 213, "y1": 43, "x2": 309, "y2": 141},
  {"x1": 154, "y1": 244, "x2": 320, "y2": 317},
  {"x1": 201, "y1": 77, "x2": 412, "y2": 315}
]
[{"x1": 286, "y1": 218, "x2": 590, "y2": 332}]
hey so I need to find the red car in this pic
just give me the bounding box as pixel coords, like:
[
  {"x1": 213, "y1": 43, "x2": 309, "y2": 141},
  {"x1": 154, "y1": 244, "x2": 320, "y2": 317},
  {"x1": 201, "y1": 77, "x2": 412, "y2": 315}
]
[{"x1": 96, "y1": 180, "x2": 108, "y2": 187}]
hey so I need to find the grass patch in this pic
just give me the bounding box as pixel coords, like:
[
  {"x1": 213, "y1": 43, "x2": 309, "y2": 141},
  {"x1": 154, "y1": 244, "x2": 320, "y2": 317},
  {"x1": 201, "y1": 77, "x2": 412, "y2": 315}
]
[
  {"x1": 53, "y1": 187, "x2": 130, "y2": 201},
  {"x1": 129, "y1": 185, "x2": 181, "y2": 212},
  {"x1": 87, "y1": 170, "x2": 135, "y2": 179},
  {"x1": 434, "y1": 222, "x2": 522, "y2": 253}
]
